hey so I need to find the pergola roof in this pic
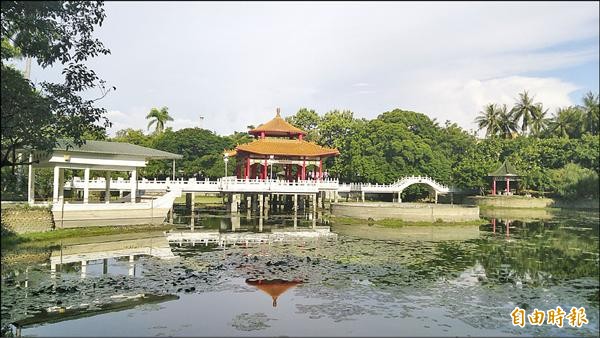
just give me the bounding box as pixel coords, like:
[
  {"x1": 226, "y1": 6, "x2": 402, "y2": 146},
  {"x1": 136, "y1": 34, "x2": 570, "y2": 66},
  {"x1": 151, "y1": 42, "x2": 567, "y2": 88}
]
[
  {"x1": 234, "y1": 138, "x2": 339, "y2": 157},
  {"x1": 488, "y1": 159, "x2": 520, "y2": 177},
  {"x1": 249, "y1": 109, "x2": 306, "y2": 137},
  {"x1": 54, "y1": 139, "x2": 183, "y2": 160}
]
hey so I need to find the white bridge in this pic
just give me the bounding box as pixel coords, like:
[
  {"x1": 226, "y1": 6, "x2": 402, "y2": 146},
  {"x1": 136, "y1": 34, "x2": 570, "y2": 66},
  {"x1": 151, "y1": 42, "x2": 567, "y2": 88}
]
[{"x1": 64, "y1": 175, "x2": 457, "y2": 198}]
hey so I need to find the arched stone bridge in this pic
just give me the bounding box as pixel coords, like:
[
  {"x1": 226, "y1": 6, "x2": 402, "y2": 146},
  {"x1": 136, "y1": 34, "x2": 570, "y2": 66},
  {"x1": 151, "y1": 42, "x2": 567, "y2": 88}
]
[{"x1": 340, "y1": 176, "x2": 458, "y2": 203}]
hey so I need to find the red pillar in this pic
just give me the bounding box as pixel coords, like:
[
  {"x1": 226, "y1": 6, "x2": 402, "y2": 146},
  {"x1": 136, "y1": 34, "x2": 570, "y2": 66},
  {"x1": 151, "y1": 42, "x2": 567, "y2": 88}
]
[
  {"x1": 506, "y1": 178, "x2": 510, "y2": 194},
  {"x1": 301, "y1": 160, "x2": 306, "y2": 180},
  {"x1": 263, "y1": 159, "x2": 268, "y2": 180},
  {"x1": 492, "y1": 218, "x2": 496, "y2": 234},
  {"x1": 245, "y1": 158, "x2": 250, "y2": 179},
  {"x1": 319, "y1": 160, "x2": 323, "y2": 181},
  {"x1": 492, "y1": 178, "x2": 496, "y2": 195}
]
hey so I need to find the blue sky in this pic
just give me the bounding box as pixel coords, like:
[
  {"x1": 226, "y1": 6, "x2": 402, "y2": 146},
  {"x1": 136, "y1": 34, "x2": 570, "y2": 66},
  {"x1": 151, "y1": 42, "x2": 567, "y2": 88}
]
[{"x1": 20, "y1": 1, "x2": 600, "y2": 136}]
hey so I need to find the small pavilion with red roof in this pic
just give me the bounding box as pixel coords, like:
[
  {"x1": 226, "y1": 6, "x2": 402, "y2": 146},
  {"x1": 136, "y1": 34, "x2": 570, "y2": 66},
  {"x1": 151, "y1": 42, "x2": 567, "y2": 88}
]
[{"x1": 225, "y1": 108, "x2": 339, "y2": 181}]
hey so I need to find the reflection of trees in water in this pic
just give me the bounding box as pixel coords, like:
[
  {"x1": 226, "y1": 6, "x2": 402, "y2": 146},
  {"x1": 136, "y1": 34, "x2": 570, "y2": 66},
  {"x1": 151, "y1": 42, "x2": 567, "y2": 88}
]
[
  {"x1": 475, "y1": 219, "x2": 598, "y2": 287},
  {"x1": 329, "y1": 218, "x2": 598, "y2": 290}
]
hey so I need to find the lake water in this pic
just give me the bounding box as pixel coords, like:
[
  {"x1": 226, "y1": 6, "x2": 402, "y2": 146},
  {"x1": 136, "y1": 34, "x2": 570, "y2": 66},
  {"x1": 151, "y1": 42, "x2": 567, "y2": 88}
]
[{"x1": 1, "y1": 206, "x2": 598, "y2": 337}]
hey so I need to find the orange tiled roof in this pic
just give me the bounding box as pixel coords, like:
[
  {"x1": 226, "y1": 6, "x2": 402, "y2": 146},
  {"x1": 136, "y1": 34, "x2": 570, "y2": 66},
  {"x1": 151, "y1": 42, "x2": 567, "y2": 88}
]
[
  {"x1": 249, "y1": 110, "x2": 306, "y2": 136},
  {"x1": 235, "y1": 138, "x2": 339, "y2": 157}
]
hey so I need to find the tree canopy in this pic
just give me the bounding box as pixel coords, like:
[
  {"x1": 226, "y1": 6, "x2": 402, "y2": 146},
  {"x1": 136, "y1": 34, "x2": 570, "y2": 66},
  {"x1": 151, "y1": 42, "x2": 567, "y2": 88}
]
[{"x1": 1, "y1": 1, "x2": 113, "y2": 168}]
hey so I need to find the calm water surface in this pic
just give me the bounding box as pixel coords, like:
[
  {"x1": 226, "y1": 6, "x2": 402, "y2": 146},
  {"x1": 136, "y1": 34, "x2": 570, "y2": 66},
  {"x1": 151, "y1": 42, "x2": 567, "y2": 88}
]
[{"x1": 1, "y1": 207, "x2": 598, "y2": 337}]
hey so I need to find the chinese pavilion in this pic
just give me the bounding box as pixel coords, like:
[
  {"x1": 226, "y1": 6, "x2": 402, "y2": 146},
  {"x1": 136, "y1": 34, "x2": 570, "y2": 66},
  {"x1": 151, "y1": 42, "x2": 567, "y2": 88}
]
[
  {"x1": 488, "y1": 159, "x2": 521, "y2": 195},
  {"x1": 225, "y1": 108, "x2": 339, "y2": 181}
]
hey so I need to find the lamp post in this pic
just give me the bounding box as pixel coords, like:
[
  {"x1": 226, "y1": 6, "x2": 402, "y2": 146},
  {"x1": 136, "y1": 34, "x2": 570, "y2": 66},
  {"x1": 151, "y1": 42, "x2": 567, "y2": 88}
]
[
  {"x1": 268, "y1": 155, "x2": 274, "y2": 180},
  {"x1": 224, "y1": 154, "x2": 229, "y2": 177}
]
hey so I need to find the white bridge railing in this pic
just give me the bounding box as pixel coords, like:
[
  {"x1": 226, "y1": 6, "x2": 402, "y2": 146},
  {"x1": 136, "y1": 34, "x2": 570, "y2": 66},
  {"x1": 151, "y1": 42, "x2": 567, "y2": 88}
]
[{"x1": 64, "y1": 175, "x2": 457, "y2": 194}]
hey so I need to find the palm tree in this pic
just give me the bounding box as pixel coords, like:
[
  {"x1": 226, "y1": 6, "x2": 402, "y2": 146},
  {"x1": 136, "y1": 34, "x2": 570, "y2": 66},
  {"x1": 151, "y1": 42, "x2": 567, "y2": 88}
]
[
  {"x1": 511, "y1": 90, "x2": 539, "y2": 135},
  {"x1": 475, "y1": 104, "x2": 502, "y2": 137},
  {"x1": 146, "y1": 106, "x2": 174, "y2": 134},
  {"x1": 497, "y1": 104, "x2": 518, "y2": 139},
  {"x1": 549, "y1": 107, "x2": 581, "y2": 138},
  {"x1": 529, "y1": 103, "x2": 550, "y2": 137},
  {"x1": 581, "y1": 91, "x2": 599, "y2": 135}
]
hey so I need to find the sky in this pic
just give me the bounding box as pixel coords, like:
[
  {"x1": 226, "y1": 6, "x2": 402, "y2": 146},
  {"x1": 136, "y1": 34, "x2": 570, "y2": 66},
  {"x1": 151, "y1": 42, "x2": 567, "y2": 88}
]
[{"x1": 24, "y1": 1, "x2": 600, "y2": 136}]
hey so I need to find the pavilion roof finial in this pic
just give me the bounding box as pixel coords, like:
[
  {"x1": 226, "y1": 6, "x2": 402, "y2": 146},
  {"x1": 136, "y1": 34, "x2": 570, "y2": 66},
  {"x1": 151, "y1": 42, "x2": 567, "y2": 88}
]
[{"x1": 276, "y1": 107, "x2": 281, "y2": 117}]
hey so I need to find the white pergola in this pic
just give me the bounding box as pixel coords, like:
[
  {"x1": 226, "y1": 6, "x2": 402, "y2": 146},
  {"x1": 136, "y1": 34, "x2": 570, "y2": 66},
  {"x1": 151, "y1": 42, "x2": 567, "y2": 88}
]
[{"x1": 26, "y1": 139, "x2": 182, "y2": 206}]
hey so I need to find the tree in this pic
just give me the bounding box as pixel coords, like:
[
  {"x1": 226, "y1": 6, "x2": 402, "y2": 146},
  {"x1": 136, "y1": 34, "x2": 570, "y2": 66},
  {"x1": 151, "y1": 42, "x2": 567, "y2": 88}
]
[
  {"x1": 146, "y1": 107, "x2": 174, "y2": 134},
  {"x1": 580, "y1": 91, "x2": 599, "y2": 135},
  {"x1": 511, "y1": 90, "x2": 539, "y2": 135},
  {"x1": 529, "y1": 103, "x2": 550, "y2": 137},
  {"x1": 286, "y1": 108, "x2": 321, "y2": 141},
  {"x1": 1, "y1": 1, "x2": 113, "y2": 168},
  {"x1": 549, "y1": 107, "x2": 582, "y2": 138},
  {"x1": 497, "y1": 104, "x2": 518, "y2": 139},
  {"x1": 475, "y1": 104, "x2": 502, "y2": 137}
]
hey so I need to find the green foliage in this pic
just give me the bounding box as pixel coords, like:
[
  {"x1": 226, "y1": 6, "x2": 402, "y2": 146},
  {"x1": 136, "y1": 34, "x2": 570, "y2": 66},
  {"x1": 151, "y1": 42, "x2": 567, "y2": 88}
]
[
  {"x1": 549, "y1": 163, "x2": 599, "y2": 200},
  {"x1": 1, "y1": 1, "x2": 112, "y2": 168},
  {"x1": 286, "y1": 108, "x2": 321, "y2": 141}
]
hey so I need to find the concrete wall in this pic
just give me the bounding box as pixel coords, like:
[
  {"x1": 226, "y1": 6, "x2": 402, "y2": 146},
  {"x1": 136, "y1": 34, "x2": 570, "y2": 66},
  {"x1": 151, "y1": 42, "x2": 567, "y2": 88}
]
[
  {"x1": 1, "y1": 206, "x2": 54, "y2": 233},
  {"x1": 465, "y1": 196, "x2": 553, "y2": 209},
  {"x1": 464, "y1": 196, "x2": 598, "y2": 210},
  {"x1": 331, "y1": 202, "x2": 480, "y2": 222}
]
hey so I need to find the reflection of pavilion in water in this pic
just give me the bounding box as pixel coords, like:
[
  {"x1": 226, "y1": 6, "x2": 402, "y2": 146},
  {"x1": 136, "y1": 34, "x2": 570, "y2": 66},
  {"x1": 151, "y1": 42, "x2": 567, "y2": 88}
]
[
  {"x1": 246, "y1": 278, "x2": 302, "y2": 307},
  {"x1": 49, "y1": 233, "x2": 176, "y2": 279}
]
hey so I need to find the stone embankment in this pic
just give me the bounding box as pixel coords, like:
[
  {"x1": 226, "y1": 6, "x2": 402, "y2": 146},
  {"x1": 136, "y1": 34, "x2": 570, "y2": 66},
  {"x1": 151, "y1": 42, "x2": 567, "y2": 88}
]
[
  {"x1": 465, "y1": 196, "x2": 599, "y2": 210},
  {"x1": 330, "y1": 202, "x2": 480, "y2": 222}
]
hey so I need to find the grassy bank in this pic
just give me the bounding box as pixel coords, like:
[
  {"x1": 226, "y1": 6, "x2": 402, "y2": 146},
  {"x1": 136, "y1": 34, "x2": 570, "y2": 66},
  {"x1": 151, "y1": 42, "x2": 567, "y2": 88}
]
[
  {"x1": 331, "y1": 216, "x2": 487, "y2": 228},
  {"x1": 1, "y1": 224, "x2": 173, "y2": 249}
]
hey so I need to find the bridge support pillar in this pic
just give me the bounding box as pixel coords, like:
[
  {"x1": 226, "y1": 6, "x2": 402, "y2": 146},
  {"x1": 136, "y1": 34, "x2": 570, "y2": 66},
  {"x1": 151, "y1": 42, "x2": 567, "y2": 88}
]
[
  {"x1": 229, "y1": 193, "x2": 239, "y2": 213},
  {"x1": 334, "y1": 191, "x2": 339, "y2": 203},
  {"x1": 264, "y1": 194, "x2": 270, "y2": 210},
  {"x1": 361, "y1": 191, "x2": 365, "y2": 203},
  {"x1": 190, "y1": 192, "x2": 195, "y2": 228},
  {"x1": 397, "y1": 191, "x2": 402, "y2": 203},
  {"x1": 293, "y1": 194, "x2": 298, "y2": 213},
  {"x1": 434, "y1": 191, "x2": 438, "y2": 204}
]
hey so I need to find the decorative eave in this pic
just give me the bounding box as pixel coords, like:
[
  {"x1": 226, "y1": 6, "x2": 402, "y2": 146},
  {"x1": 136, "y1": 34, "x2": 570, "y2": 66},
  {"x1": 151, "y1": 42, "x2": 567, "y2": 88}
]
[
  {"x1": 249, "y1": 108, "x2": 306, "y2": 137},
  {"x1": 233, "y1": 138, "x2": 339, "y2": 158}
]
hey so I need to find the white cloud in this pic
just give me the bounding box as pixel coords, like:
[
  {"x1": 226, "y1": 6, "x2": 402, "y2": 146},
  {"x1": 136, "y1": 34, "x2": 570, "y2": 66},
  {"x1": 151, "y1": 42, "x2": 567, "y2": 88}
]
[{"x1": 26, "y1": 2, "x2": 599, "y2": 135}]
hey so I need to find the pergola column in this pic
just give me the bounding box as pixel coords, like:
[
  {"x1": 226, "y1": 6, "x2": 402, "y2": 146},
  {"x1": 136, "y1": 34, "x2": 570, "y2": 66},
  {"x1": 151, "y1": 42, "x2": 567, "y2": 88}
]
[
  {"x1": 52, "y1": 166, "x2": 60, "y2": 204},
  {"x1": 492, "y1": 177, "x2": 496, "y2": 195},
  {"x1": 506, "y1": 177, "x2": 510, "y2": 194},
  {"x1": 58, "y1": 168, "x2": 64, "y2": 203},
  {"x1": 28, "y1": 154, "x2": 35, "y2": 205},
  {"x1": 130, "y1": 168, "x2": 137, "y2": 203},
  {"x1": 105, "y1": 171, "x2": 111, "y2": 203},
  {"x1": 83, "y1": 167, "x2": 90, "y2": 204}
]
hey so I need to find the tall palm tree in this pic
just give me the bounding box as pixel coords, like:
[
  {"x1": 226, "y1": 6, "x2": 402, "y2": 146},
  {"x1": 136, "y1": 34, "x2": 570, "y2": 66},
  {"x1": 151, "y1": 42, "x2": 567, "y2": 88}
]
[
  {"x1": 511, "y1": 90, "x2": 539, "y2": 135},
  {"x1": 475, "y1": 104, "x2": 502, "y2": 138},
  {"x1": 529, "y1": 103, "x2": 550, "y2": 137},
  {"x1": 581, "y1": 91, "x2": 599, "y2": 135},
  {"x1": 146, "y1": 106, "x2": 174, "y2": 134},
  {"x1": 550, "y1": 107, "x2": 581, "y2": 138},
  {"x1": 497, "y1": 104, "x2": 518, "y2": 139}
]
